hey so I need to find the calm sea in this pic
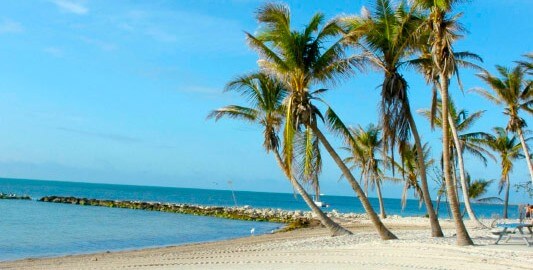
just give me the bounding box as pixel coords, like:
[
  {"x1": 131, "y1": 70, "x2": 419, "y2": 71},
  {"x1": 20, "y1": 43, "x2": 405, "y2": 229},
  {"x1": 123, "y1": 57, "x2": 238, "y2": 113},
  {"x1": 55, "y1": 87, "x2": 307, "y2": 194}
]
[{"x1": 0, "y1": 178, "x2": 515, "y2": 261}]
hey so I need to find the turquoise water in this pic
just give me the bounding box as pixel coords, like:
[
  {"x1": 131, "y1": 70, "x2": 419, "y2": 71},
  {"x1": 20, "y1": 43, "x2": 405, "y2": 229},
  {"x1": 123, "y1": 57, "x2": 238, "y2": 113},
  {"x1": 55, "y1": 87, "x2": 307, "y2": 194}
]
[{"x1": 0, "y1": 178, "x2": 515, "y2": 261}]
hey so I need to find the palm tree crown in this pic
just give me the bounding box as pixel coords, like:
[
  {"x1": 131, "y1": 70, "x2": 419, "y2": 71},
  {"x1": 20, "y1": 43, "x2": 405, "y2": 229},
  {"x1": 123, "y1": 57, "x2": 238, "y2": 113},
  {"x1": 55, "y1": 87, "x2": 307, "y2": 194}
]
[
  {"x1": 341, "y1": 0, "x2": 423, "y2": 159},
  {"x1": 473, "y1": 65, "x2": 532, "y2": 133},
  {"x1": 208, "y1": 73, "x2": 286, "y2": 152},
  {"x1": 419, "y1": 99, "x2": 494, "y2": 165},
  {"x1": 481, "y1": 127, "x2": 524, "y2": 218},
  {"x1": 246, "y1": 3, "x2": 360, "y2": 168}
]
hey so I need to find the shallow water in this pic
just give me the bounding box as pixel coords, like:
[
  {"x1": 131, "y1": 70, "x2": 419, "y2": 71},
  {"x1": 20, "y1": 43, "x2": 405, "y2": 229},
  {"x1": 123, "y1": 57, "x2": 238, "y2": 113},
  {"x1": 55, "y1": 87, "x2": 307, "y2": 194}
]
[
  {"x1": 0, "y1": 199, "x2": 281, "y2": 261},
  {"x1": 0, "y1": 177, "x2": 515, "y2": 261}
]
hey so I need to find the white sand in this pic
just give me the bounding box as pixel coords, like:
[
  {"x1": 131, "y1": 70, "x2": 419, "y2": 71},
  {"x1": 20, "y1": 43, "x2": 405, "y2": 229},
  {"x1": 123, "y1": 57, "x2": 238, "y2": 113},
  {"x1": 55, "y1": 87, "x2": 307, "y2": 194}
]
[{"x1": 2, "y1": 217, "x2": 532, "y2": 270}]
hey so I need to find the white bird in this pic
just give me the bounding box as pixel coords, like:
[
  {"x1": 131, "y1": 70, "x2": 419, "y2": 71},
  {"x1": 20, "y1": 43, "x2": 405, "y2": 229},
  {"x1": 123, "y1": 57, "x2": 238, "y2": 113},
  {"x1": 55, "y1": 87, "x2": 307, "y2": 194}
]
[{"x1": 250, "y1": 228, "x2": 255, "y2": 235}]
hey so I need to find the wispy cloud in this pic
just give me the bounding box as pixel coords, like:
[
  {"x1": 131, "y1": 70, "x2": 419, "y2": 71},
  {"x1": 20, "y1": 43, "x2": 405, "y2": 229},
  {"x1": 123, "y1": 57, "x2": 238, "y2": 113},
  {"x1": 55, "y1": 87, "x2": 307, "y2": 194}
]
[
  {"x1": 43, "y1": 47, "x2": 64, "y2": 57},
  {"x1": 51, "y1": 0, "x2": 88, "y2": 15},
  {"x1": 113, "y1": 9, "x2": 245, "y2": 53},
  {"x1": 80, "y1": 36, "x2": 117, "y2": 51},
  {"x1": 57, "y1": 127, "x2": 142, "y2": 143},
  {"x1": 0, "y1": 19, "x2": 24, "y2": 34}
]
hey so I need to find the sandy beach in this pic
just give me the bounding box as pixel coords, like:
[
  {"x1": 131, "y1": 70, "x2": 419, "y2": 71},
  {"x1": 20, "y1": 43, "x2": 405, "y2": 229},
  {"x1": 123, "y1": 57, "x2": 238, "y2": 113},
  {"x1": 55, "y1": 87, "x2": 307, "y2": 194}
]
[{"x1": 2, "y1": 217, "x2": 532, "y2": 270}]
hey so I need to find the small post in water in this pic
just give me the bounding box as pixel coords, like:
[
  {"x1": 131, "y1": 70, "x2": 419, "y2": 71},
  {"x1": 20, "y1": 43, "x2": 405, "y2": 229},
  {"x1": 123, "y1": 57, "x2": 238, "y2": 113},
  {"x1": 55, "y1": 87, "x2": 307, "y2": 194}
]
[{"x1": 228, "y1": 180, "x2": 238, "y2": 207}]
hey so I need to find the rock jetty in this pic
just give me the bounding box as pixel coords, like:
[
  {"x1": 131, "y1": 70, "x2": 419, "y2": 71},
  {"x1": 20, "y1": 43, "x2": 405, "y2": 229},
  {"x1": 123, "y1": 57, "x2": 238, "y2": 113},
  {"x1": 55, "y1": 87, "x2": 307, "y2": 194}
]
[
  {"x1": 39, "y1": 196, "x2": 316, "y2": 229},
  {"x1": 0, "y1": 193, "x2": 31, "y2": 200}
]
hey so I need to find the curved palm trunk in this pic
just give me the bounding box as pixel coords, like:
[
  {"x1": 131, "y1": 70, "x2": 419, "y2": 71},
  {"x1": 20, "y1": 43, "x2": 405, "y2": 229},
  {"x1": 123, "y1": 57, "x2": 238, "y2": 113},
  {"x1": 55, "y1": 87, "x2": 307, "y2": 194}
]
[
  {"x1": 407, "y1": 114, "x2": 444, "y2": 237},
  {"x1": 440, "y1": 78, "x2": 474, "y2": 246},
  {"x1": 376, "y1": 180, "x2": 386, "y2": 219},
  {"x1": 503, "y1": 177, "x2": 510, "y2": 219},
  {"x1": 517, "y1": 128, "x2": 533, "y2": 185},
  {"x1": 310, "y1": 123, "x2": 397, "y2": 240},
  {"x1": 273, "y1": 150, "x2": 352, "y2": 236},
  {"x1": 447, "y1": 115, "x2": 486, "y2": 228}
]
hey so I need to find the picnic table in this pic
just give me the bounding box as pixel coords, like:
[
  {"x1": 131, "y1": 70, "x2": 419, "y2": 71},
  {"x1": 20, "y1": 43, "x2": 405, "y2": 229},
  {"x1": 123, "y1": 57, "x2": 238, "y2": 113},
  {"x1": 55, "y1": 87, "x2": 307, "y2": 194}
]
[{"x1": 493, "y1": 223, "x2": 533, "y2": 247}]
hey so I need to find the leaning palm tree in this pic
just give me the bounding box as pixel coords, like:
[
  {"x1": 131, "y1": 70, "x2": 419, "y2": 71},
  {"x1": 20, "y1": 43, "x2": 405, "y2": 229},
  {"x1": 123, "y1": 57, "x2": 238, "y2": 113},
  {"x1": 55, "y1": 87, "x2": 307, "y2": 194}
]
[
  {"x1": 480, "y1": 127, "x2": 523, "y2": 218},
  {"x1": 419, "y1": 99, "x2": 494, "y2": 227},
  {"x1": 344, "y1": 124, "x2": 391, "y2": 218},
  {"x1": 413, "y1": 0, "x2": 474, "y2": 245},
  {"x1": 340, "y1": 0, "x2": 443, "y2": 237},
  {"x1": 246, "y1": 3, "x2": 396, "y2": 239},
  {"x1": 208, "y1": 72, "x2": 351, "y2": 236},
  {"x1": 472, "y1": 64, "x2": 533, "y2": 184}
]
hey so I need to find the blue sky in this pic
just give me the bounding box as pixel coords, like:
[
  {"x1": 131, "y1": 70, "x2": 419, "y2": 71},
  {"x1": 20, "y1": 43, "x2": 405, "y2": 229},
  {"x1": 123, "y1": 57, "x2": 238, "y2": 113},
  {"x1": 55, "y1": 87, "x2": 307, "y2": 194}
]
[{"x1": 0, "y1": 0, "x2": 531, "y2": 203}]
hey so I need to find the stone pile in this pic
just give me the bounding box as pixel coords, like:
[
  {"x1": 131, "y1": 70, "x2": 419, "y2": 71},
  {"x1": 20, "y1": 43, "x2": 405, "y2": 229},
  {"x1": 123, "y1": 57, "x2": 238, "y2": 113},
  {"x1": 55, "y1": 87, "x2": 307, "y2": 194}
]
[
  {"x1": 0, "y1": 193, "x2": 31, "y2": 200},
  {"x1": 39, "y1": 196, "x2": 313, "y2": 227}
]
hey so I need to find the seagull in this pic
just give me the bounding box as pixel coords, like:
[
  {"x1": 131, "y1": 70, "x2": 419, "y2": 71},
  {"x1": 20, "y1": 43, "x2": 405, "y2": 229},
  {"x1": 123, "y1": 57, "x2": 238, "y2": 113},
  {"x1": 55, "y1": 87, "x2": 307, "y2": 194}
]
[{"x1": 250, "y1": 228, "x2": 255, "y2": 235}]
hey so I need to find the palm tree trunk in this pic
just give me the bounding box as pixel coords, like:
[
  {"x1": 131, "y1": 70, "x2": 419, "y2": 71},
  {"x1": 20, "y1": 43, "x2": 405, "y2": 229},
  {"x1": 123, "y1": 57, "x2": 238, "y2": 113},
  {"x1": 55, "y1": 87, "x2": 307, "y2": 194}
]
[
  {"x1": 447, "y1": 115, "x2": 486, "y2": 228},
  {"x1": 435, "y1": 193, "x2": 441, "y2": 216},
  {"x1": 376, "y1": 180, "x2": 386, "y2": 219},
  {"x1": 517, "y1": 128, "x2": 533, "y2": 185},
  {"x1": 440, "y1": 77, "x2": 474, "y2": 246},
  {"x1": 503, "y1": 177, "x2": 510, "y2": 219},
  {"x1": 273, "y1": 150, "x2": 352, "y2": 236},
  {"x1": 407, "y1": 114, "x2": 444, "y2": 237},
  {"x1": 451, "y1": 160, "x2": 458, "y2": 196},
  {"x1": 310, "y1": 123, "x2": 397, "y2": 240}
]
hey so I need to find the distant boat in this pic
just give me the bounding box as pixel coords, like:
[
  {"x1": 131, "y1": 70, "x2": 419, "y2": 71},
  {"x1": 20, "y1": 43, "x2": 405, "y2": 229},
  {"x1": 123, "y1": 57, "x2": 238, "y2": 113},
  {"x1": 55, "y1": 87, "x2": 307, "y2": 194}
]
[
  {"x1": 312, "y1": 180, "x2": 328, "y2": 208},
  {"x1": 313, "y1": 199, "x2": 328, "y2": 208}
]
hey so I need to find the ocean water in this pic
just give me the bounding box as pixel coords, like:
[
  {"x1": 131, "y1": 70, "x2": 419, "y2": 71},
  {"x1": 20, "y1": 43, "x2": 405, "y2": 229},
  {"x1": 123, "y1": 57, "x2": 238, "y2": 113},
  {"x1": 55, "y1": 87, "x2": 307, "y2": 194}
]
[{"x1": 0, "y1": 178, "x2": 516, "y2": 261}]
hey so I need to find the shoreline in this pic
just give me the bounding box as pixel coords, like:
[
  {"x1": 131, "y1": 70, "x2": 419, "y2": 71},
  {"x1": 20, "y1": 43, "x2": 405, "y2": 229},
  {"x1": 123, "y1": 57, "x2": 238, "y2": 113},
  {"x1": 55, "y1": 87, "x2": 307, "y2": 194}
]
[{"x1": 2, "y1": 217, "x2": 532, "y2": 270}]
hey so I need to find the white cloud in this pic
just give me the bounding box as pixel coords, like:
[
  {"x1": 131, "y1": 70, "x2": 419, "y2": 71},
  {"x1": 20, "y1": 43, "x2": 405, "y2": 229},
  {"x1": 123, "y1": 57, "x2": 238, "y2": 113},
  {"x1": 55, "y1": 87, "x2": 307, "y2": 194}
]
[
  {"x1": 51, "y1": 0, "x2": 88, "y2": 15},
  {"x1": 43, "y1": 47, "x2": 64, "y2": 57},
  {"x1": 0, "y1": 19, "x2": 24, "y2": 34},
  {"x1": 80, "y1": 36, "x2": 117, "y2": 51}
]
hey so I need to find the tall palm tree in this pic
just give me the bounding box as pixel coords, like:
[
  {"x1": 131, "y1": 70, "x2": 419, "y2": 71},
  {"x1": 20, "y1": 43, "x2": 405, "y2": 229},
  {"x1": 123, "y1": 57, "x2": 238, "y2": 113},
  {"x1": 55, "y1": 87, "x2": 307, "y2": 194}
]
[
  {"x1": 413, "y1": 0, "x2": 474, "y2": 245},
  {"x1": 419, "y1": 99, "x2": 494, "y2": 227},
  {"x1": 208, "y1": 72, "x2": 351, "y2": 236},
  {"x1": 340, "y1": 0, "x2": 443, "y2": 237},
  {"x1": 344, "y1": 124, "x2": 391, "y2": 218},
  {"x1": 480, "y1": 127, "x2": 523, "y2": 218},
  {"x1": 246, "y1": 3, "x2": 397, "y2": 239},
  {"x1": 472, "y1": 64, "x2": 533, "y2": 184}
]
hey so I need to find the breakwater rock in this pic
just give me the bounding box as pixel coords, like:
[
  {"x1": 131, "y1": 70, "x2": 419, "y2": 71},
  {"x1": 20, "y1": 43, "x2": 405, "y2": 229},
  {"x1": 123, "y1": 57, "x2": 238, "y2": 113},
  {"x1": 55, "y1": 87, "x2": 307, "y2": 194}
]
[
  {"x1": 39, "y1": 196, "x2": 316, "y2": 229},
  {"x1": 0, "y1": 193, "x2": 31, "y2": 200}
]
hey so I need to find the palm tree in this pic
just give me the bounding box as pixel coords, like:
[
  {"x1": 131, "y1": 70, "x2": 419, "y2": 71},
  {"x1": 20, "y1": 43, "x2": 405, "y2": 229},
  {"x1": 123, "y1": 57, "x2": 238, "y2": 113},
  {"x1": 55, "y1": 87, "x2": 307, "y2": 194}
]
[
  {"x1": 413, "y1": 0, "x2": 474, "y2": 245},
  {"x1": 344, "y1": 124, "x2": 392, "y2": 218},
  {"x1": 472, "y1": 64, "x2": 533, "y2": 184},
  {"x1": 246, "y1": 3, "x2": 397, "y2": 239},
  {"x1": 208, "y1": 72, "x2": 351, "y2": 236},
  {"x1": 390, "y1": 142, "x2": 434, "y2": 211},
  {"x1": 419, "y1": 99, "x2": 494, "y2": 227},
  {"x1": 466, "y1": 175, "x2": 493, "y2": 204},
  {"x1": 340, "y1": 0, "x2": 443, "y2": 237},
  {"x1": 480, "y1": 127, "x2": 523, "y2": 218},
  {"x1": 516, "y1": 53, "x2": 533, "y2": 76}
]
